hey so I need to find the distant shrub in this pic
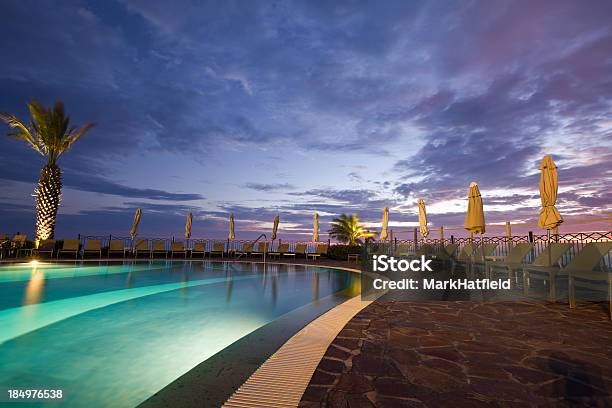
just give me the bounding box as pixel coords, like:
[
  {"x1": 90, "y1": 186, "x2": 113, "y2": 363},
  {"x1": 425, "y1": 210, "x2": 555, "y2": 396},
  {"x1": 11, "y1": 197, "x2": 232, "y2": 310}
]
[{"x1": 327, "y1": 244, "x2": 362, "y2": 260}]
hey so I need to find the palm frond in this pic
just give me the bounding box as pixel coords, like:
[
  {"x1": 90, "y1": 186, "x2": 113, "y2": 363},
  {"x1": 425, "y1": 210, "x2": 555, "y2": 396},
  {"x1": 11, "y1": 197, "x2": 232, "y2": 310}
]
[{"x1": 0, "y1": 112, "x2": 45, "y2": 157}]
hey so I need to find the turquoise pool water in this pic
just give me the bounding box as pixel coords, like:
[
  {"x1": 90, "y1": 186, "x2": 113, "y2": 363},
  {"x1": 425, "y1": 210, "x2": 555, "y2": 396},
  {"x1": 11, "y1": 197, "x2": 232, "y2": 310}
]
[{"x1": 0, "y1": 261, "x2": 357, "y2": 407}]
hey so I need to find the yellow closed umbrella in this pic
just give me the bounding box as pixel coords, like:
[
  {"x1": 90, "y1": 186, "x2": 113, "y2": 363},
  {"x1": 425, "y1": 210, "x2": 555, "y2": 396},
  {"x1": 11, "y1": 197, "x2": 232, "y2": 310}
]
[
  {"x1": 418, "y1": 199, "x2": 429, "y2": 238},
  {"x1": 380, "y1": 207, "x2": 389, "y2": 241},
  {"x1": 184, "y1": 211, "x2": 193, "y2": 240},
  {"x1": 130, "y1": 208, "x2": 142, "y2": 240},
  {"x1": 312, "y1": 213, "x2": 319, "y2": 242},
  {"x1": 538, "y1": 155, "x2": 563, "y2": 230},
  {"x1": 228, "y1": 213, "x2": 235, "y2": 240},
  {"x1": 465, "y1": 182, "x2": 485, "y2": 234},
  {"x1": 271, "y1": 214, "x2": 280, "y2": 241}
]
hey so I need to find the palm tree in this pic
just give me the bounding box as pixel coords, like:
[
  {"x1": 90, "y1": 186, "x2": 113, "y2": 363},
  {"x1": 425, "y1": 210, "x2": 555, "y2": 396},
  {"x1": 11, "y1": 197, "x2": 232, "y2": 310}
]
[
  {"x1": 0, "y1": 100, "x2": 94, "y2": 240},
  {"x1": 328, "y1": 213, "x2": 375, "y2": 245}
]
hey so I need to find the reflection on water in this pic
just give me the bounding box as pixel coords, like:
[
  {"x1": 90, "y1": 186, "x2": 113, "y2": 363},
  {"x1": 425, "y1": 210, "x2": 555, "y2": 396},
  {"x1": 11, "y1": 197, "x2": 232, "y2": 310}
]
[
  {"x1": 23, "y1": 268, "x2": 45, "y2": 306},
  {"x1": 312, "y1": 273, "x2": 319, "y2": 302}
]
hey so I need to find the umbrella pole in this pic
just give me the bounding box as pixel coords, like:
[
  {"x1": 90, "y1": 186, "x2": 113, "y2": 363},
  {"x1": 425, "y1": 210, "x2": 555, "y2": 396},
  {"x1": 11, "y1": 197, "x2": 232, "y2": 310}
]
[{"x1": 547, "y1": 229, "x2": 551, "y2": 266}]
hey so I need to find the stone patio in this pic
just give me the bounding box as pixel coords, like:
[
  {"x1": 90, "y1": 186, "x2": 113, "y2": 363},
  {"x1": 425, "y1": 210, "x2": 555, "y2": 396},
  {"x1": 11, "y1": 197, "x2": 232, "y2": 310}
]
[{"x1": 300, "y1": 300, "x2": 612, "y2": 407}]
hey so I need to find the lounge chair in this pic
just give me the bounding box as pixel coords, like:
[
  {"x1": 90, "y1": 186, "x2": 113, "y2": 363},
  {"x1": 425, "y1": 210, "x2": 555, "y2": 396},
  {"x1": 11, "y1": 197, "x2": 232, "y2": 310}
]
[
  {"x1": 433, "y1": 244, "x2": 458, "y2": 263},
  {"x1": 209, "y1": 242, "x2": 225, "y2": 258},
  {"x1": 235, "y1": 242, "x2": 253, "y2": 257},
  {"x1": 170, "y1": 241, "x2": 187, "y2": 258},
  {"x1": 191, "y1": 242, "x2": 206, "y2": 259},
  {"x1": 0, "y1": 234, "x2": 9, "y2": 258},
  {"x1": 472, "y1": 243, "x2": 498, "y2": 263},
  {"x1": 108, "y1": 240, "x2": 128, "y2": 258},
  {"x1": 134, "y1": 239, "x2": 151, "y2": 258},
  {"x1": 456, "y1": 244, "x2": 475, "y2": 262},
  {"x1": 567, "y1": 242, "x2": 612, "y2": 318},
  {"x1": 396, "y1": 244, "x2": 412, "y2": 257},
  {"x1": 11, "y1": 234, "x2": 31, "y2": 257},
  {"x1": 522, "y1": 243, "x2": 574, "y2": 300},
  {"x1": 486, "y1": 242, "x2": 535, "y2": 281},
  {"x1": 251, "y1": 242, "x2": 268, "y2": 259},
  {"x1": 151, "y1": 240, "x2": 168, "y2": 258},
  {"x1": 416, "y1": 244, "x2": 435, "y2": 257},
  {"x1": 37, "y1": 239, "x2": 56, "y2": 258},
  {"x1": 284, "y1": 243, "x2": 307, "y2": 259},
  {"x1": 83, "y1": 239, "x2": 102, "y2": 259},
  {"x1": 307, "y1": 244, "x2": 328, "y2": 261},
  {"x1": 268, "y1": 243, "x2": 289, "y2": 259},
  {"x1": 58, "y1": 239, "x2": 80, "y2": 259}
]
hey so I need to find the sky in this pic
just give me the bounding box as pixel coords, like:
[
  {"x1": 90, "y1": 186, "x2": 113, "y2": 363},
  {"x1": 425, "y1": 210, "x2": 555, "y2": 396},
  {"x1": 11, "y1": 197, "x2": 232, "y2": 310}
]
[{"x1": 0, "y1": 0, "x2": 611, "y2": 240}]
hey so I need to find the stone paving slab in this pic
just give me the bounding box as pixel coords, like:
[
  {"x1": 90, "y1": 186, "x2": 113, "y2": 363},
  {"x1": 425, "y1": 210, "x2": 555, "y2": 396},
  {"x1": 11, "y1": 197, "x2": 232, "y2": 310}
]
[{"x1": 300, "y1": 300, "x2": 612, "y2": 407}]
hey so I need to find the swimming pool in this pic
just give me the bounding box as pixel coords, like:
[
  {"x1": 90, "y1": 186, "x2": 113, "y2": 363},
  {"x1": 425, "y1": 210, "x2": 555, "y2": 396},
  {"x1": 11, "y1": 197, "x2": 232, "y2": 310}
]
[{"x1": 0, "y1": 261, "x2": 358, "y2": 407}]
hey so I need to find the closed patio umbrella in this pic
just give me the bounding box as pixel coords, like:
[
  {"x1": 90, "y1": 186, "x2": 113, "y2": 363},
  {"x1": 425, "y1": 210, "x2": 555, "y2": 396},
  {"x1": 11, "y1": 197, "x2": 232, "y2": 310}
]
[
  {"x1": 418, "y1": 199, "x2": 429, "y2": 238},
  {"x1": 229, "y1": 213, "x2": 235, "y2": 240},
  {"x1": 465, "y1": 182, "x2": 485, "y2": 235},
  {"x1": 130, "y1": 208, "x2": 142, "y2": 240},
  {"x1": 380, "y1": 207, "x2": 389, "y2": 241},
  {"x1": 312, "y1": 213, "x2": 319, "y2": 242},
  {"x1": 271, "y1": 214, "x2": 280, "y2": 241},
  {"x1": 184, "y1": 211, "x2": 193, "y2": 240},
  {"x1": 538, "y1": 155, "x2": 563, "y2": 230}
]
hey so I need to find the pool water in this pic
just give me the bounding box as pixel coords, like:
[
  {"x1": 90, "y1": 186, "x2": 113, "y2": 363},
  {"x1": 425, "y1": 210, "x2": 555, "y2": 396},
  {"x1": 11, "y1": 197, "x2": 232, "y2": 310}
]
[{"x1": 0, "y1": 261, "x2": 357, "y2": 407}]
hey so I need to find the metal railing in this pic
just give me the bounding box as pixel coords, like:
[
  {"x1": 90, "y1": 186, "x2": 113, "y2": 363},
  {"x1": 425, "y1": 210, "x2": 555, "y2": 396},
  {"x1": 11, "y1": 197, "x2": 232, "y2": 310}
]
[{"x1": 376, "y1": 230, "x2": 612, "y2": 268}]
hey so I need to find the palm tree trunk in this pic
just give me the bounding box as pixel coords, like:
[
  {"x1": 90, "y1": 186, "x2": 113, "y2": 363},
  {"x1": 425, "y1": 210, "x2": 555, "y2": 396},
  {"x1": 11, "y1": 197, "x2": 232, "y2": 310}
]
[{"x1": 34, "y1": 163, "x2": 62, "y2": 240}]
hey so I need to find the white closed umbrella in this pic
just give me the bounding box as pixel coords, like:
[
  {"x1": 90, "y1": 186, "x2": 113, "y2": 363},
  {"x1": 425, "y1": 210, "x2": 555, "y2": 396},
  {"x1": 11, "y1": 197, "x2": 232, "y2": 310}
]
[
  {"x1": 380, "y1": 207, "x2": 389, "y2": 241},
  {"x1": 229, "y1": 213, "x2": 235, "y2": 240},
  {"x1": 271, "y1": 214, "x2": 280, "y2": 241},
  {"x1": 184, "y1": 212, "x2": 193, "y2": 240},
  {"x1": 418, "y1": 199, "x2": 429, "y2": 238},
  {"x1": 130, "y1": 208, "x2": 142, "y2": 240},
  {"x1": 312, "y1": 213, "x2": 319, "y2": 242}
]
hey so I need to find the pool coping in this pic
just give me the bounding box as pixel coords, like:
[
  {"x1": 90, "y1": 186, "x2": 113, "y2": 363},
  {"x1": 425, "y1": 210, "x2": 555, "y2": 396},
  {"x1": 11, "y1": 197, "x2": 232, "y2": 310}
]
[{"x1": 136, "y1": 262, "x2": 371, "y2": 408}]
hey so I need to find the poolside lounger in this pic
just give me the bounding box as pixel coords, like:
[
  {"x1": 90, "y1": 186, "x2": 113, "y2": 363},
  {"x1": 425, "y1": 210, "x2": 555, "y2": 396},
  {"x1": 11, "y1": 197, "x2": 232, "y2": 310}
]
[
  {"x1": 58, "y1": 239, "x2": 80, "y2": 259},
  {"x1": 416, "y1": 244, "x2": 435, "y2": 257},
  {"x1": 191, "y1": 242, "x2": 206, "y2": 259},
  {"x1": 108, "y1": 240, "x2": 128, "y2": 258},
  {"x1": 209, "y1": 242, "x2": 225, "y2": 258},
  {"x1": 433, "y1": 244, "x2": 459, "y2": 263},
  {"x1": 487, "y1": 242, "x2": 535, "y2": 281},
  {"x1": 0, "y1": 234, "x2": 9, "y2": 258},
  {"x1": 268, "y1": 243, "x2": 289, "y2": 259},
  {"x1": 471, "y1": 243, "x2": 498, "y2": 263},
  {"x1": 567, "y1": 242, "x2": 612, "y2": 318},
  {"x1": 396, "y1": 244, "x2": 412, "y2": 257},
  {"x1": 170, "y1": 242, "x2": 187, "y2": 258},
  {"x1": 522, "y1": 243, "x2": 574, "y2": 301},
  {"x1": 307, "y1": 244, "x2": 328, "y2": 261},
  {"x1": 134, "y1": 239, "x2": 151, "y2": 258},
  {"x1": 251, "y1": 242, "x2": 268, "y2": 259},
  {"x1": 11, "y1": 234, "x2": 32, "y2": 257},
  {"x1": 82, "y1": 239, "x2": 102, "y2": 259},
  {"x1": 235, "y1": 242, "x2": 253, "y2": 257},
  {"x1": 456, "y1": 244, "x2": 475, "y2": 262},
  {"x1": 151, "y1": 240, "x2": 168, "y2": 258},
  {"x1": 37, "y1": 239, "x2": 56, "y2": 258},
  {"x1": 284, "y1": 243, "x2": 307, "y2": 259}
]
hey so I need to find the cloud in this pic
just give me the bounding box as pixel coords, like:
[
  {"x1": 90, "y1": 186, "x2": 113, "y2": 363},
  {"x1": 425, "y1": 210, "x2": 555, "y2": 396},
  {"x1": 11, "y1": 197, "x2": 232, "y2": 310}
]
[{"x1": 243, "y1": 182, "x2": 295, "y2": 192}]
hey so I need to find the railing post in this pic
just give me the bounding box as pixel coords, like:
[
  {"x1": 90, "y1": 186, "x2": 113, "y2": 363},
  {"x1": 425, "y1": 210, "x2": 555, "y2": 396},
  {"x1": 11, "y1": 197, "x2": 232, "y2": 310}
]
[
  {"x1": 440, "y1": 225, "x2": 444, "y2": 242},
  {"x1": 528, "y1": 231, "x2": 534, "y2": 243},
  {"x1": 451, "y1": 235, "x2": 454, "y2": 244},
  {"x1": 413, "y1": 228, "x2": 418, "y2": 251}
]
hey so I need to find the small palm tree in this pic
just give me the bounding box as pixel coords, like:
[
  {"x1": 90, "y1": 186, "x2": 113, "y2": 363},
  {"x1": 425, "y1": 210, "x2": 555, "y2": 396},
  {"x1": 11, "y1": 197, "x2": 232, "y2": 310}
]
[
  {"x1": 328, "y1": 213, "x2": 375, "y2": 245},
  {"x1": 1, "y1": 100, "x2": 94, "y2": 240}
]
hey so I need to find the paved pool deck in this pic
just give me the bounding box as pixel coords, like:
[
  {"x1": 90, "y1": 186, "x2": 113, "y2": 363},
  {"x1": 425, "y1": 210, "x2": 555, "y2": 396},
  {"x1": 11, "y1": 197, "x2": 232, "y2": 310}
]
[{"x1": 300, "y1": 299, "x2": 612, "y2": 407}]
